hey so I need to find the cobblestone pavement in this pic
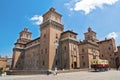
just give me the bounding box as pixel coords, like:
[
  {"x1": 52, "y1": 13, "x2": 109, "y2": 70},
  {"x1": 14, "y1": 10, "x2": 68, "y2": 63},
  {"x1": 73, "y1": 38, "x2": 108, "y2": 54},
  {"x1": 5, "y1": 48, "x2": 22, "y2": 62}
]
[{"x1": 0, "y1": 70, "x2": 120, "y2": 80}]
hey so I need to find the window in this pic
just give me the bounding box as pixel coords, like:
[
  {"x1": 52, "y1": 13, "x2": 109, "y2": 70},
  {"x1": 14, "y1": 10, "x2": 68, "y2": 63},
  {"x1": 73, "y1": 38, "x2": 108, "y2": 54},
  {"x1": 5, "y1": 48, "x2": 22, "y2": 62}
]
[
  {"x1": 45, "y1": 49, "x2": 47, "y2": 54},
  {"x1": 55, "y1": 16, "x2": 58, "y2": 21},
  {"x1": 74, "y1": 36, "x2": 76, "y2": 38},
  {"x1": 56, "y1": 49, "x2": 58, "y2": 54},
  {"x1": 33, "y1": 51, "x2": 35, "y2": 56},
  {"x1": 20, "y1": 45, "x2": 22, "y2": 47},
  {"x1": 87, "y1": 36, "x2": 91, "y2": 40},
  {"x1": 109, "y1": 61, "x2": 111, "y2": 64},
  {"x1": 56, "y1": 60, "x2": 58, "y2": 66},
  {"x1": 26, "y1": 34, "x2": 29, "y2": 38},
  {"x1": 74, "y1": 47, "x2": 76, "y2": 51},
  {"x1": 83, "y1": 62, "x2": 85, "y2": 67},
  {"x1": 82, "y1": 56, "x2": 84, "y2": 59},
  {"x1": 44, "y1": 34, "x2": 46, "y2": 38},
  {"x1": 64, "y1": 46, "x2": 66, "y2": 51},
  {"x1": 41, "y1": 49, "x2": 43, "y2": 54},
  {"x1": 110, "y1": 54, "x2": 111, "y2": 56},
  {"x1": 42, "y1": 61, "x2": 45, "y2": 66},
  {"x1": 82, "y1": 49, "x2": 84, "y2": 52},
  {"x1": 102, "y1": 54, "x2": 104, "y2": 57},
  {"x1": 108, "y1": 47, "x2": 111, "y2": 50},
  {"x1": 21, "y1": 55, "x2": 24, "y2": 59},
  {"x1": 56, "y1": 34, "x2": 58, "y2": 39}
]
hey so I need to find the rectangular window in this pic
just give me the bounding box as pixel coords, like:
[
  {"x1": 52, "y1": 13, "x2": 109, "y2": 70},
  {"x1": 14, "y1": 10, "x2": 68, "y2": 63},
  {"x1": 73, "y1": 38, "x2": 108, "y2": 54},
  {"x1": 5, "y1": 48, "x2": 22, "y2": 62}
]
[
  {"x1": 42, "y1": 61, "x2": 45, "y2": 66},
  {"x1": 45, "y1": 48, "x2": 47, "y2": 54},
  {"x1": 64, "y1": 46, "x2": 66, "y2": 51},
  {"x1": 56, "y1": 34, "x2": 58, "y2": 39},
  {"x1": 82, "y1": 49, "x2": 84, "y2": 52},
  {"x1": 82, "y1": 56, "x2": 84, "y2": 59},
  {"x1": 56, "y1": 49, "x2": 58, "y2": 54},
  {"x1": 56, "y1": 60, "x2": 58, "y2": 66},
  {"x1": 44, "y1": 34, "x2": 46, "y2": 38},
  {"x1": 41, "y1": 49, "x2": 43, "y2": 54}
]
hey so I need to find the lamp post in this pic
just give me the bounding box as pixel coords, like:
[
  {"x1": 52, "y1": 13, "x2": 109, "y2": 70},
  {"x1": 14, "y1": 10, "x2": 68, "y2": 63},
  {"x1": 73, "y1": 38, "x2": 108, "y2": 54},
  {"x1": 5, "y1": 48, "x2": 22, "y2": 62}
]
[{"x1": 92, "y1": 49, "x2": 97, "y2": 59}]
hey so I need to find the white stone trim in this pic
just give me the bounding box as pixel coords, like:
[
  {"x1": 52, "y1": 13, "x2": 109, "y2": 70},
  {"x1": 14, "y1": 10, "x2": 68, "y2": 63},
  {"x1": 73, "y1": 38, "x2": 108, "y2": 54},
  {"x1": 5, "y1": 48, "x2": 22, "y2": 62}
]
[
  {"x1": 25, "y1": 43, "x2": 40, "y2": 49},
  {"x1": 60, "y1": 37, "x2": 79, "y2": 42}
]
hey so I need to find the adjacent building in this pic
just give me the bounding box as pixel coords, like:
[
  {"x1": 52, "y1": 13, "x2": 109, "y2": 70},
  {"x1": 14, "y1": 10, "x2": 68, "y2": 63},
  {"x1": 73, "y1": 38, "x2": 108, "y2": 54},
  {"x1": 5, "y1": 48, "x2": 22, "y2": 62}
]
[{"x1": 0, "y1": 56, "x2": 12, "y2": 70}]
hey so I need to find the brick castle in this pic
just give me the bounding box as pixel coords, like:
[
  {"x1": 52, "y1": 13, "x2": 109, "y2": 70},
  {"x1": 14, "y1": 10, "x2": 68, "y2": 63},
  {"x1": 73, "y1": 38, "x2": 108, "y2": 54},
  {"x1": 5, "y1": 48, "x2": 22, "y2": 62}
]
[{"x1": 12, "y1": 8, "x2": 120, "y2": 70}]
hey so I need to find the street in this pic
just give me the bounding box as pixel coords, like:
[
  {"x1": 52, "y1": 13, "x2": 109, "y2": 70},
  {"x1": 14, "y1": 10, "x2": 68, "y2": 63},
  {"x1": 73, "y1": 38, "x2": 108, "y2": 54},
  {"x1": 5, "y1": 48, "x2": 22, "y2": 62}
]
[{"x1": 0, "y1": 70, "x2": 120, "y2": 80}]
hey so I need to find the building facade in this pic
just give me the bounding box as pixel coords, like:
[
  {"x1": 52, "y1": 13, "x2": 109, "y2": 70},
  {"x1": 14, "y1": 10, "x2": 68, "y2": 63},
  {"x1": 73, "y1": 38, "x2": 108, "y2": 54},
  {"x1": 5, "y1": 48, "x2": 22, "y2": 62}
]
[
  {"x1": 98, "y1": 38, "x2": 117, "y2": 68},
  {"x1": 12, "y1": 8, "x2": 120, "y2": 70},
  {"x1": 0, "y1": 56, "x2": 12, "y2": 70},
  {"x1": 60, "y1": 30, "x2": 80, "y2": 69}
]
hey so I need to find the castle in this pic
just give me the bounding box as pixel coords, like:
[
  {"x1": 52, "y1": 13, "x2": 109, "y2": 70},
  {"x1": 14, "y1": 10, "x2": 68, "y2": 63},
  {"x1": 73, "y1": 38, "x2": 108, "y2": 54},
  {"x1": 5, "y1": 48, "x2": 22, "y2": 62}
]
[{"x1": 12, "y1": 8, "x2": 120, "y2": 70}]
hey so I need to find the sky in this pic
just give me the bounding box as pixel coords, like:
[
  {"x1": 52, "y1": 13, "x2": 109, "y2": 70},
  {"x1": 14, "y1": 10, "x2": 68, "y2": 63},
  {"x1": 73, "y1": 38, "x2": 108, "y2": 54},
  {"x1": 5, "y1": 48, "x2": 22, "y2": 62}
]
[{"x1": 0, "y1": 0, "x2": 120, "y2": 57}]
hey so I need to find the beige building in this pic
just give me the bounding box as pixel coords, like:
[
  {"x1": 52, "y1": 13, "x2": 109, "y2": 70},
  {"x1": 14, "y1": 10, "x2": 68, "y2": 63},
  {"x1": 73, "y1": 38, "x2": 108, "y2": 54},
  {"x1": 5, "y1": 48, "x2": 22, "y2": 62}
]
[
  {"x1": 12, "y1": 8, "x2": 119, "y2": 70},
  {"x1": 0, "y1": 56, "x2": 12, "y2": 70},
  {"x1": 0, "y1": 58, "x2": 7, "y2": 70}
]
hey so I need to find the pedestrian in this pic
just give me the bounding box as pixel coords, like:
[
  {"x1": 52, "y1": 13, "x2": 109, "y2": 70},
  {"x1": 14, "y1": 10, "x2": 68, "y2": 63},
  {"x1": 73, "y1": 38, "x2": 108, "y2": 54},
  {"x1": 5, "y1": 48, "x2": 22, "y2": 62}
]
[{"x1": 54, "y1": 67, "x2": 57, "y2": 75}]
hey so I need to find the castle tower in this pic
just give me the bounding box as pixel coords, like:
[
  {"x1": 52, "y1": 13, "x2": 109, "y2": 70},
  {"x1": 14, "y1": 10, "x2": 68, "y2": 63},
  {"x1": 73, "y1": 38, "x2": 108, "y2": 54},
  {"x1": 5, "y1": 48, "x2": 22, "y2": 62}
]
[
  {"x1": 84, "y1": 27, "x2": 97, "y2": 42},
  {"x1": 40, "y1": 8, "x2": 64, "y2": 70},
  {"x1": 60, "y1": 30, "x2": 80, "y2": 69},
  {"x1": 12, "y1": 28, "x2": 32, "y2": 69},
  {"x1": 19, "y1": 28, "x2": 32, "y2": 40},
  {"x1": 79, "y1": 27, "x2": 99, "y2": 68}
]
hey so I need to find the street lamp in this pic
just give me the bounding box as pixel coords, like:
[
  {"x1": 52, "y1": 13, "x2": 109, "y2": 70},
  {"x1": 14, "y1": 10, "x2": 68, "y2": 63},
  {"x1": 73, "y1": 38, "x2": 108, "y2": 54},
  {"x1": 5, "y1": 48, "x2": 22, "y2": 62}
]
[{"x1": 92, "y1": 49, "x2": 96, "y2": 59}]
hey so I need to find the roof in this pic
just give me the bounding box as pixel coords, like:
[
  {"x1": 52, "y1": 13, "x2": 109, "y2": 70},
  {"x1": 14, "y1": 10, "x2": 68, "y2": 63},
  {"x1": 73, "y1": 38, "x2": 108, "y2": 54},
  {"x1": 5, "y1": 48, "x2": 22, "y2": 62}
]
[
  {"x1": 61, "y1": 30, "x2": 78, "y2": 35},
  {"x1": 80, "y1": 40, "x2": 99, "y2": 47},
  {"x1": 43, "y1": 7, "x2": 62, "y2": 17},
  {"x1": 26, "y1": 37, "x2": 40, "y2": 44},
  {"x1": 97, "y1": 38, "x2": 114, "y2": 43},
  {"x1": 84, "y1": 27, "x2": 96, "y2": 34}
]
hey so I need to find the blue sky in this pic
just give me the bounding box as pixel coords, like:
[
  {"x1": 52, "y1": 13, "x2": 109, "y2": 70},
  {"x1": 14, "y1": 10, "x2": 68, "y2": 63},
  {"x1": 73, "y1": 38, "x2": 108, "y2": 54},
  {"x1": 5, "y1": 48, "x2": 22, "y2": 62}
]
[{"x1": 0, "y1": 0, "x2": 120, "y2": 57}]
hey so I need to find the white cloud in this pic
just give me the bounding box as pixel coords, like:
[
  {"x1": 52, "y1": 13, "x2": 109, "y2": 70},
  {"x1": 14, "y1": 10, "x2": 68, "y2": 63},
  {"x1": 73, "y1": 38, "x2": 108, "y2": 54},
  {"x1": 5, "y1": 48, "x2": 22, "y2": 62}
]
[
  {"x1": 30, "y1": 15, "x2": 43, "y2": 25},
  {"x1": 64, "y1": 0, "x2": 78, "y2": 11},
  {"x1": 107, "y1": 32, "x2": 119, "y2": 39},
  {"x1": 65, "y1": 0, "x2": 118, "y2": 14}
]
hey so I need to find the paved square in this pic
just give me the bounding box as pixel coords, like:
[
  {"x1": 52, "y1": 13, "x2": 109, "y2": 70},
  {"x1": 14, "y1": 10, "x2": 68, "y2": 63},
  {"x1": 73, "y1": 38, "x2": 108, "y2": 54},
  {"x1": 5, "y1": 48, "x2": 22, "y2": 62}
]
[{"x1": 0, "y1": 70, "x2": 120, "y2": 80}]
